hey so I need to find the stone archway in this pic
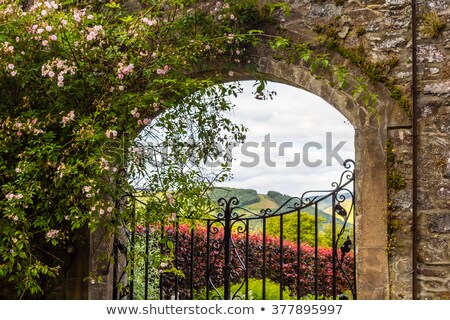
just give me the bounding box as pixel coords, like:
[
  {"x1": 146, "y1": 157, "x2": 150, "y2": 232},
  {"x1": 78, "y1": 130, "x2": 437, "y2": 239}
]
[
  {"x1": 76, "y1": 45, "x2": 410, "y2": 301},
  {"x1": 83, "y1": 56, "x2": 405, "y2": 300},
  {"x1": 59, "y1": 0, "x2": 416, "y2": 301},
  {"x1": 75, "y1": 58, "x2": 406, "y2": 300}
]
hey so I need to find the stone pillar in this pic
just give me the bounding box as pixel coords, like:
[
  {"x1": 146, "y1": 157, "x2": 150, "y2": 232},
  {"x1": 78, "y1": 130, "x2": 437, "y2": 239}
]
[
  {"x1": 65, "y1": 232, "x2": 89, "y2": 299},
  {"x1": 65, "y1": 227, "x2": 114, "y2": 299},
  {"x1": 355, "y1": 126, "x2": 390, "y2": 299},
  {"x1": 88, "y1": 226, "x2": 115, "y2": 299}
]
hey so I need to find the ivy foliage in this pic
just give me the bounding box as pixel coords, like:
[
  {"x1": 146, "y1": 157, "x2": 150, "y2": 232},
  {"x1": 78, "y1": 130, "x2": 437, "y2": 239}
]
[{"x1": 0, "y1": 0, "x2": 273, "y2": 298}]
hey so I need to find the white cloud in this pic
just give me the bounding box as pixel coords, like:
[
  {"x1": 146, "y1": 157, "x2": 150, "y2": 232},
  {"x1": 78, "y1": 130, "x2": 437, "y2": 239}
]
[{"x1": 219, "y1": 81, "x2": 355, "y2": 196}]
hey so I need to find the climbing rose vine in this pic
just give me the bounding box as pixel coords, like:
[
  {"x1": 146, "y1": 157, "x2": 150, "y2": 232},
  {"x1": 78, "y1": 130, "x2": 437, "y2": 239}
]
[{"x1": 0, "y1": 0, "x2": 271, "y2": 298}]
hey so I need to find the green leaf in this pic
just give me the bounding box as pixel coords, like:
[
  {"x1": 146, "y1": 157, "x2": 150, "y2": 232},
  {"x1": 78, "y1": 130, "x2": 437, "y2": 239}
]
[
  {"x1": 247, "y1": 29, "x2": 264, "y2": 35},
  {"x1": 269, "y1": 37, "x2": 290, "y2": 49},
  {"x1": 105, "y1": 2, "x2": 121, "y2": 9},
  {"x1": 266, "y1": 3, "x2": 291, "y2": 16},
  {"x1": 167, "y1": 240, "x2": 174, "y2": 252},
  {"x1": 120, "y1": 16, "x2": 134, "y2": 23}
]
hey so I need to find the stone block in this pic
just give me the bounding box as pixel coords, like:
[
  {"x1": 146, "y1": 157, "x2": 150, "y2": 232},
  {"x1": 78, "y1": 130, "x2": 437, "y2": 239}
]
[
  {"x1": 357, "y1": 247, "x2": 389, "y2": 299},
  {"x1": 428, "y1": 213, "x2": 450, "y2": 233},
  {"x1": 382, "y1": 0, "x2": 409, "y2": 10},
  {"x1": 418, "y1": 237, "x2": 449, "y2": 263},
  {"x1": 424, "y1": 80, "x2": 450, "y2": 97},
  {"x1": 426, "y1": 0, "x2": 450, "y2": 11},
  {"x1": 419, "y1": 267, "x2": 447, "y2": 278}
]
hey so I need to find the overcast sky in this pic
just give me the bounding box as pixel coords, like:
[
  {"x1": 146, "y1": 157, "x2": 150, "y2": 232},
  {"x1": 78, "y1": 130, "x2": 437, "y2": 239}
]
[{"x1": 217, "y1": 80, "x2": 355, "y2": 196}]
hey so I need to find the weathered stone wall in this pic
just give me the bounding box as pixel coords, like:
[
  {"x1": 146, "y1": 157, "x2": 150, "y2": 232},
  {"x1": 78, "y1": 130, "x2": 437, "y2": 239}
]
[{"x1": 415, "y1": 0, "x2": 450, "y2": 298}]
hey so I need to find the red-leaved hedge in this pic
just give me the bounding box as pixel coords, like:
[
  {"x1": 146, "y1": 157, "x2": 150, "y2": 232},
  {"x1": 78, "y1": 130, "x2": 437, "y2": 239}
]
[{"x1": 151, "y1": 224, "x2": 354, "y2": 299}]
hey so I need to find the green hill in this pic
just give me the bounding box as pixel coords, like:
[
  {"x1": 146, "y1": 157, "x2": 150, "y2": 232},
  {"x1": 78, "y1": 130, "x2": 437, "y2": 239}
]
[{"x1": 208, "y1": 187, "x2": 351, "y2": 227}]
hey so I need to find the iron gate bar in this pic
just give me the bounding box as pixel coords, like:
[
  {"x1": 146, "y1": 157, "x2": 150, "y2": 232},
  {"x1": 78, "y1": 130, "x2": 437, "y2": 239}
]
[
  {"x1": 129, "y1": 197, "x2": 136, "y2": 301},
  {"x1": 296, "y1": 209, "x2": 301, "y2": 300},
  {"x1": 112, "y1": 237, "x2": 119, "y2": 300},
  {"x1": 353, "y1": 173, "x2": 357, "y2": 300},
  {"x1": 206, "y1": 220, "x2": 211, "y2": 300},
  {"x1": 174, "y1": 222, "x2": 179, "y2": 299},
  {"x1": 314, "y1": 202, "x2": 319, "y2": 300},
  {"x1": 245, "y1": 220, "x2": 249, "y2": 300},
  {"x1": 144, "y1": 220, "x2": 150, "y2": 299},
  {"x1": 230, "y1": 203, "x2": 250, "y2": 299},
  {"x1": 223, "y1": 198, "x2": 231, "y2": 300},
  {"x1": 279, "y1": 213, "x2": 284, "y2": 300},
  {"x1": 130, "y1": 219, "x2": 135, "y2": 300},
  {"x1": 190, "y1": 228, "x2": 195, "y2": 300},
  {"x1": 332, "y1": 192, "x2": 337, "y2": 299},
  {"x1": 262, "y1": 217, "x2": 267, "y2": 300},
  {"x1": 159, "y1": 224, "x2": 164, "y2": 300}
]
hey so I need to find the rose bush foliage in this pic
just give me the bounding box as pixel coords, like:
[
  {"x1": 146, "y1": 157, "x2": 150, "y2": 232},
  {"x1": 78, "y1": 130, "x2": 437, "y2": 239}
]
[{"x1": 0, "y1": 0, "x2": 272, "y2": 297}]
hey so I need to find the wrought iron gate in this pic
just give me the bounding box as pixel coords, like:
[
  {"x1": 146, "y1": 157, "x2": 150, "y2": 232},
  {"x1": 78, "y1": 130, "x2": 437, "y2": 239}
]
[{"x1": 113, "y1": 160, "x2": 356, "y2": 300}]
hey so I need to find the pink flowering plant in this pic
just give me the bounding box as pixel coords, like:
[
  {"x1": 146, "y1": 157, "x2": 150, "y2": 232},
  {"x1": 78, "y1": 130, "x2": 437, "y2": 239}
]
[{"x1": 0, "y1": 0, "x2": 279, "y2": 298}]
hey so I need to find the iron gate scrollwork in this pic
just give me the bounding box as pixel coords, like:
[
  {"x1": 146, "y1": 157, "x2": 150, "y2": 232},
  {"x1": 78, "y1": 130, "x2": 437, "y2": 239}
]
[{"x1": 114, "y1": 159, "x2": 356, "y2": 300}]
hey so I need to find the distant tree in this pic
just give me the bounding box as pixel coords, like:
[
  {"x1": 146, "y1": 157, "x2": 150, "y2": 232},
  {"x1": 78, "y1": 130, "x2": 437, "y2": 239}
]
[
  {"x1": 266, "y1": 212, "x2": 335, "y2": 247},
  {"x1": 267, "y1": 190, "x2": 292, "y2": 206},
  {"x1": 208, "y1": 187, "x2": 259, "y2": 207}
]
